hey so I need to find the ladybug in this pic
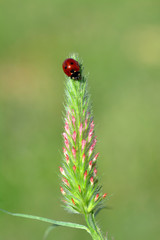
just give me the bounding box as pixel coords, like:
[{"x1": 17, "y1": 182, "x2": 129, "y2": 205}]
[{"x1": 62, "y1": 58, "x2": 81, "y2": 80}]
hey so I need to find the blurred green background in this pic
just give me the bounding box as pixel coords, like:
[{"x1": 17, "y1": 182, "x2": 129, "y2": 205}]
[{"x1": 0, "y1": 0, "x2": 160, "y2": 239}]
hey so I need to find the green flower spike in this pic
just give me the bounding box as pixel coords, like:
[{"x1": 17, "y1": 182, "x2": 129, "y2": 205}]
[
  {"x1": 0, "y1": 54, "x2": 110, "y2": 240},
  {"x1": 60, "y1": 54, "x2": 108, "y2": 239}
]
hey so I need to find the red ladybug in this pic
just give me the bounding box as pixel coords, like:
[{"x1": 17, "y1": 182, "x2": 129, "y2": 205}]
[{"x1": 62, "y1": 58, "x2": 81, "y2": 80}]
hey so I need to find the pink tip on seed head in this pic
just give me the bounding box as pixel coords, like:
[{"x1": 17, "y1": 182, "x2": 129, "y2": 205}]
[
  {"x1": 82, "y1": 139, "x2": 86, "y2": 151},
  {"x1": 71, "y1": 198, "x2": 75, "y2": 205},
  {"x1": 65, "y1": 122, "x2": 70, "y2": 134},
  {"x1": 84, "y1": 170, "x2": 87, "y2": 180},
  {"x1": 102, "y1": 193, "x2": 108, "y2": 199},
  {"x1": 72, "y1": 131, "x2": 77, "y2": 143},
  {"x1": 89, "y1": 145, "x2": 94, "y2": 156},
  {"x1": 94, "y1": 193, "x2": 99, "y2": 201},
  {"x1": 82, "y1": 153, "x2": 86, "y2": 163},
  {"x1": 73, "y1": 165, "x2": 76, "y2": 172},
  {"x1": 65, "y1": 139, "x2": 69, "y2": 149},
  {"x1": 93, "y1": 153, "x2": 99, "y2": 162},
  {"x1": 90, "y1": 176, "x2": 94, "y2": 185},
  {"x1": 72, "y1": 116, "x2": 76, "y2": 126},
  {"x1": 85, "y1": 119, "x2": 87, "y2": 129},
  {"x1": 72, "y1": 147, "x2": 76, "y2": 158},
  {"x1": 78, "y1": 185, "x2": 81, "y2": 193},
  {"x1": 92, "y1": 137, "x2": 97, "y2": 147},
  {"x1": 62, "y1": 132, "x2": 68, "y2": 140},
  {"x1": 93, "y1": 168, "x2": 97, "y2": 176},
  {"x1": 59, "y1": 167, "x2": 65, "y2": 175},
  {"x1": 65, "y1": 154, "x2": 69, "y2": 165},
  {"x1": 79, "y1": 123, "x2": 83, "y2": 136},
  {"x1": 90, "y1": 120, "x2": 94, "y2": 129},
  {"x1": 88, "y1": 128, "x2": 94, "y2": 142},
  {"x1": 63, "y1": 147, "x2": 67, "y2": 156},
  {"x1": 60, "y1": 186, "x2": 66, "y2": 195},
  {"x1": 89, "y1": 160, "x2": 92, "y2": 170},
  {"x1": 63, "y1": 178, "x2": 70, "y2": 187}
]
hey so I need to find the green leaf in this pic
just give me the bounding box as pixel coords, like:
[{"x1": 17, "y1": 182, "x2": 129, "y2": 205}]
[{"x1": 0, "y1": 208, "x2": 90, "y2": 234}]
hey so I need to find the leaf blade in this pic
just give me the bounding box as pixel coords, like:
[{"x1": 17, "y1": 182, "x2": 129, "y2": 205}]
[{"x1": 0, "y1": 208, "x2": 90, "y2": 234}]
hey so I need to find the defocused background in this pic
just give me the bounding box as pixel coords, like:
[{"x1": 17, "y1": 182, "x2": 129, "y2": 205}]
[{"x1": 0, "y1": 0, "x2": 160, "y2": 239}]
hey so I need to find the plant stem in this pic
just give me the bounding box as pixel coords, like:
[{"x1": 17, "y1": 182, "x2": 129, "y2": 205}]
[{"x1": 84, "y1": 213, "x2": 104, "y2": 240}]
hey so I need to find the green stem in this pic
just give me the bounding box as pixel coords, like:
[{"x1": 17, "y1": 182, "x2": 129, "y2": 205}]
[{"x1": 84, "y1": 213, "x2": 104, "y2": 240}]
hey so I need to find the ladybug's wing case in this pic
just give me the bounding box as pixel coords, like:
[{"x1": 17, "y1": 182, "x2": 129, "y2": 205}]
[{"x1": 62, "y1": 58, "x2": 80, "y2": 79}]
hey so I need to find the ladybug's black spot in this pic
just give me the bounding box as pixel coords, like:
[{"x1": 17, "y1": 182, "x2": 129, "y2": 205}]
[
  {"x1": 65, "y1": 66, "x2": 67, "y2": 69},
  {"x1": 70, "y1": 62, "x2": 74, "y2": 65}
]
